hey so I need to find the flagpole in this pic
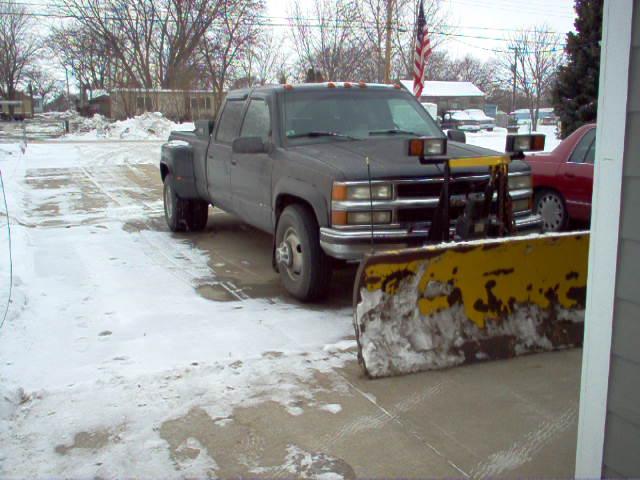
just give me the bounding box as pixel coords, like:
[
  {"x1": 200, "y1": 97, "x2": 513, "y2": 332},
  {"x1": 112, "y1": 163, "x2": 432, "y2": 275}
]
[{"x1": 383, "y1": 0, "x2": 395, "y2": 83}]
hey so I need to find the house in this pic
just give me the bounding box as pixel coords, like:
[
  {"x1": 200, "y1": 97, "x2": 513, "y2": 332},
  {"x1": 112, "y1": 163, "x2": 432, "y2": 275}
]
[
  {"x1": 0, "y1": 91, "x2": 33, "y2": 120},
  {"x1": 575, "y1": 0, "x2": 640, "y2": 476},
  {"x1": 100, "y1": 89, "x2": 218, "y2": 121},
  {"x1": 399, "y1": 80, "x2": 485, "y2": 115}
]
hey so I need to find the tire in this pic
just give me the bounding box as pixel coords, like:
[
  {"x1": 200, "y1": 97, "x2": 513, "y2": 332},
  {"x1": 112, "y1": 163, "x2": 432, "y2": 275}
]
[
  {"x1": 187, "y1": 200, "x2": 209, "y2": 231},
  {"x1": 535, "y1": 189, "x2": 568, "y2": 232},
  {"x1": 163, "y1": 174, "x2": 209, "y2": 232},
  {"x1": 275, "y1": 204, "x2": 332, "y2": 301},
  {"x1": 163, "y1": 174, "x2": 189, "y2": 232}
]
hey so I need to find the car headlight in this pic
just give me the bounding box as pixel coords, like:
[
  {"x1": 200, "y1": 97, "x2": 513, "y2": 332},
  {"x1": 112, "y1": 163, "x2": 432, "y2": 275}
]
[
  {"x1": 332, "y1": 182, "x2": 393, "y2": 201},
  {"x1": 508, "y1": 175, "x2": 532, "y2": 191},
  {"x1": 347, "y1": 211, "x2": 392, "y2": 225}
]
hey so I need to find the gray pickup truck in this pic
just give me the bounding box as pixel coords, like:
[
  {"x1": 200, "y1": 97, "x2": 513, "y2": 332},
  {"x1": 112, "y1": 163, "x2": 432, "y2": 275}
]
[{"x1": 160, "y1": 83, "x2": 541, "y2": 301}]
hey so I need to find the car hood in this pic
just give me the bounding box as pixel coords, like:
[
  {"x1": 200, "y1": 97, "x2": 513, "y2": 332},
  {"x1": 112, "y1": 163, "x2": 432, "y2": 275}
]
[{"x1": 287, "y1": 138, "x2": 529, "y2": 180}]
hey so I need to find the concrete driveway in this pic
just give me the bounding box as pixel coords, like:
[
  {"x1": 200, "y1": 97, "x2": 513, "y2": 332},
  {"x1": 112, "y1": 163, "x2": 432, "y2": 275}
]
[{"x1": 0, "y1": 141, "x2": 580, "y2": 478}]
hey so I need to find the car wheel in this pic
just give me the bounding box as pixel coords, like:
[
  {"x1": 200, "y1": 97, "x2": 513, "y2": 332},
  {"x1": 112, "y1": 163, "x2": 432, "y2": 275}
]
[
  {"x1": 535, "y1": 190, "x2": 568, "y2": 232},
  {"x1": 275, "y1": 204, "x2": 332, "y2": 301},
  {"x1": 187, "y1": 200, "x2": 209, "y2": 231},
  {"x1": 163, "y1": 173, "x2": 189, "y2": 232}
]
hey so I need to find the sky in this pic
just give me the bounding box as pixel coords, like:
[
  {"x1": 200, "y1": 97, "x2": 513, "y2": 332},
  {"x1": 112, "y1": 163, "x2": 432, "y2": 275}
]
[{"x1": 267, "y1": 0, "x2": 577, "y2": 61}]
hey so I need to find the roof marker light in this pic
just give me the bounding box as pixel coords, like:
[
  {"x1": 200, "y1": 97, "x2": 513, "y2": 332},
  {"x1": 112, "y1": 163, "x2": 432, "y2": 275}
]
[
  {"x1": 327, "y1": 82, "x2": 336, "y2": 88},
  {"x1": 344, "y1": 82, "x2": 352, "y2": 88},
  {"x1": 284, "y1": 84, "x2": 293, "y2": 90},
  {"x1": 358, "y1": 82, "x2": 367, "y2": 88}
]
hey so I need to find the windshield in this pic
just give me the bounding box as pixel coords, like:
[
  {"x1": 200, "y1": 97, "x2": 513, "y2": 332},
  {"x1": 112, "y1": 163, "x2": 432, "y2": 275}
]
[{"x1": 282, "y1": 88, "x2": 443, "y2": 144}]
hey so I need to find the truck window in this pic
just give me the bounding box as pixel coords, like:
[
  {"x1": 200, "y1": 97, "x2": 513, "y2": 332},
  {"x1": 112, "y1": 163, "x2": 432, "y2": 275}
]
[
  {"x1": 215, "y1": 100, "x2": 245, "y2": 144},
  {"x1": 240, "y1": 99, "x2": 270, "y2": 141}
]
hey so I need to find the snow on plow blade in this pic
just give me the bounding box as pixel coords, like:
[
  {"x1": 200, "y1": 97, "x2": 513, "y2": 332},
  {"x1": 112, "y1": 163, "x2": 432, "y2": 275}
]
[{"x1": 353, "y1": 232, "x2": 589, "y2": 378}]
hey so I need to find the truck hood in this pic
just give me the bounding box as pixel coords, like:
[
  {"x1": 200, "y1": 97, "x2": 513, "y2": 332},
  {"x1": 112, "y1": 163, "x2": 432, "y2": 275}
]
[{"x1": 287, "y1": 138, "x2": 529, "y2": 180}]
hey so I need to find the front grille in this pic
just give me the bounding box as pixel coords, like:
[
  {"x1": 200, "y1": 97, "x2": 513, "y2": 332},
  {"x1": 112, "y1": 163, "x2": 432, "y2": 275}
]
[
  {"x1": 396, "y1": 178, "x2": 490, "y2": 199},
  {"x1": 397, "y1": 206, "x2": 465, "y2": 223}
]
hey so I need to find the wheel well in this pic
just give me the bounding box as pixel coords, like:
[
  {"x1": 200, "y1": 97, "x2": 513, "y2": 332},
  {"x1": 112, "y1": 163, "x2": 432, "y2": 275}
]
[
  {"x1": 275, "y1": 194, "x2": 318, "y2": 226},
  {"x1": 160, "y1": 163, "x2": 169, "y2": 182}
]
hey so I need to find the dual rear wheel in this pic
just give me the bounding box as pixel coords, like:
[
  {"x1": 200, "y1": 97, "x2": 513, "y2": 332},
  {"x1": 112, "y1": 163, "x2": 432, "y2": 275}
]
[{"x1": 163, "y1": 174, "x2": 208, "y2": 232}]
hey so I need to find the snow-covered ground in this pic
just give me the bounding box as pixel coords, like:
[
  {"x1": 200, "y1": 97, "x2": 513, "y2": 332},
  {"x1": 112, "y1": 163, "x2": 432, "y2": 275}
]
[
  {"x1": 465, "y1": 125, "x2": 561, "y2": 153},
  {"x1": 62, "y1": 112, "x2": 194, "y2": 141},
  {"x1": 0, "y1": 140, "x2": 353, "y2": 477}
]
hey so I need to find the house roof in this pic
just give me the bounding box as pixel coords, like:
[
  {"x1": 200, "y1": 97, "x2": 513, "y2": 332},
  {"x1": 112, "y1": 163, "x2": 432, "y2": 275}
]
[{"x1": 399, "y1": 80, "x2": 485, "y2": 98}]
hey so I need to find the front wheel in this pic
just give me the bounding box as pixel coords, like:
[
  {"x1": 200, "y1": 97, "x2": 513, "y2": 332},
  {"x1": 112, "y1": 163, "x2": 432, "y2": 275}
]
[
  {"x1": 275, "y1": 204, "x2": 332, "y2": 301},
  {"x1": 535, "y1": 190, "x2": 568, "y2": 232}
]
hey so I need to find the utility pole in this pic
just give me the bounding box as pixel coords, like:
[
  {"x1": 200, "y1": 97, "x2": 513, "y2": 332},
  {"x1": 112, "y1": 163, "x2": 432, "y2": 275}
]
[
  {"x1": 511, "y1": 47, "x2": 518, "y2": 114},
  {"x1": 383, "y1": 0, "x2": 395, "y2": 84}
]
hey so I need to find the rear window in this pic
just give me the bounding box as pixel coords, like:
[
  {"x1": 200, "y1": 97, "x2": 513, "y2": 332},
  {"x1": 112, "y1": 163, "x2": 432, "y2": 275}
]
[{"x1": 216, "y1": 100, "x2": 245, "y2": 144}]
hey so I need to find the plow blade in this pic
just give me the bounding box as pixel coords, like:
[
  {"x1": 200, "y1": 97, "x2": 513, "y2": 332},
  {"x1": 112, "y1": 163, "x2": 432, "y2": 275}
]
[{"x1": 353, "y1": 232, "x2": 589, "y2": 378}]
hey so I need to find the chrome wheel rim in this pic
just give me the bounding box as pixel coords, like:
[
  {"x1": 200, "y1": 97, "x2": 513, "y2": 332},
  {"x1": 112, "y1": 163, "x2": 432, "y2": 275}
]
[
  {"x1": 164, "y1": 183, "x2": 173, "y2": 220},
  {"x1": 278, "y1": 227, "x2": 303, "y2": 281},
  {"x1": 538, "y1": 194, "x2": 564, "y2": 232}
]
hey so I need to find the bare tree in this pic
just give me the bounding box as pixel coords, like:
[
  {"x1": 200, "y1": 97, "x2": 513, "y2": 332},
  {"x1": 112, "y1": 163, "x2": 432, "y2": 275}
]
[
  {"x1": 0, "y1": 0, "x2": 40, "y2": 115},
  {"x1": 60, "y1": 0, "x2": 224, "y2": 89},
  {"x1": 503, "y1": 26, "x2": 562, "y2": 130},
  {"x1": 200, "y1": 0, "x2": 264, "y2": 112},
  {"x1": 288, "y1": 0, "x2": 365, "y2": 82},
  {"x1": 24, "y1": 67, "x2": 62, "y2": 105},
  {"x1": 241, "y1": 32, "x2": 288, "y2": 86}
]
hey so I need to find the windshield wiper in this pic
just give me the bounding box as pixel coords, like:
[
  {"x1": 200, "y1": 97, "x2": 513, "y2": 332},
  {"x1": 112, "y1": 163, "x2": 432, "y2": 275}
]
[
  {"x1": 287, "y1": 131, "x2": 357, "y2": 140},
  {"x1": 369, "y1": 129, "x2": 421, "y2": 136}
]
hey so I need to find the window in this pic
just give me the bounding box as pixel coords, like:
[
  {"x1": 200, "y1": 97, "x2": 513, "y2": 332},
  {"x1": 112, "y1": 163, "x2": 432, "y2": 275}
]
[
  {"x1": 137, "y1": 96, "x2": 145, "y2": 109},
  {"x1": 283, "y1": 89, "x2": 441, "y2": 143},
  {"x1": 215, "y1": 100, "x2": 245, "y2": 143},
  {"x1": 569, "y1": 128, "x2": 596, "y2": 163},
  {"x1": 145, "y1": 96, "x2": 152, "y2": 111},
  {"x1": 240, "y1": 99, "x2": 270, "y2": 141},
  {"x1": 198, "y1": 98, "x2": 205, "y2": 110},
  {"x1": 190, "y1": 98, "x2": 198, "y2": 110},
  {"x1": 206, "y1": 97, "x2": 211, "y2": 110}
]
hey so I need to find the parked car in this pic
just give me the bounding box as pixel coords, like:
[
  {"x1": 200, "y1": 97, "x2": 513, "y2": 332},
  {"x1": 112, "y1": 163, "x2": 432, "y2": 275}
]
[
  {"x1": 463, "y1": 109, "x2": 496, "y2": 131},
  {"x1": 161, "y1": 83, "x2": 542, "y2": 300},
  {"x1": 537, "y1": 108, "x2": 558, "y2": 126},
  {"x1": 440, "y1": 110, "x2": 481, "y2": 132},
  {"x1": 526, "y1": 124, "x2": 595, "y2": 232}
]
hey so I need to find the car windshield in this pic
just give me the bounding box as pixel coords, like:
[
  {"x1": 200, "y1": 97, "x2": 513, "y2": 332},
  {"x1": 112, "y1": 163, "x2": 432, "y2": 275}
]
[{"x1": 283, "y1": 88, "x2": 443, "y2": 144}]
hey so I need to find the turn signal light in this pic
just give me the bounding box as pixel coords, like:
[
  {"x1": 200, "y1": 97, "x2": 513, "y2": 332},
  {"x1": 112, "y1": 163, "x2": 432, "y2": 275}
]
[
  {"x1": 332, "y1": 183, "x2": 347, "y2": 201},
  {"x1": 331, "y1": 210, "x2": 347, "y2": 226},
  {"x1": 407, "y1": 137, "x2": 447, "y2": 157}
]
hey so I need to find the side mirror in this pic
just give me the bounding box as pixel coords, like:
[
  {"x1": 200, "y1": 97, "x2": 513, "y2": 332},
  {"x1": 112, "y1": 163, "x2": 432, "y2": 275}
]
[
  {"x1": 447, "y1": 129, "x2": 466, "y2": 143},
  {"x1": 232, "y1": 136, "x2": 266, "y2": 154},
  {"x1": 194, "y1": 119, "x2": 214, "y2": 136}
]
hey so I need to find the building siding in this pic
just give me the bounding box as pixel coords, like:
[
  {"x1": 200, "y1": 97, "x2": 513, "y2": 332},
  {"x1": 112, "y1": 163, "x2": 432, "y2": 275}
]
[{"x1": 603, "y1": 0, "x2": 640, "y2": 476}]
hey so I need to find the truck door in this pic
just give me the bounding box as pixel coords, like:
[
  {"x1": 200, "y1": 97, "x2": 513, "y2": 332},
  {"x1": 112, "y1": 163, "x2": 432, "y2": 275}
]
[
  {"x1": 560, "y1": 127, "x2": 595, "y2": 221},
  {"x1": 231, "y1": 97, "x2": 274, "y2": 232},
  {"x1": 206, "y1": 98, "x2": 245, "y2": 212}
]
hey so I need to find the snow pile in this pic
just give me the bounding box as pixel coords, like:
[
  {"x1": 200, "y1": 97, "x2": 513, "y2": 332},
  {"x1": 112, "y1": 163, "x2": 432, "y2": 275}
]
[{"x1": 64, "y1": 112, "x2": 194, "y2": 141}]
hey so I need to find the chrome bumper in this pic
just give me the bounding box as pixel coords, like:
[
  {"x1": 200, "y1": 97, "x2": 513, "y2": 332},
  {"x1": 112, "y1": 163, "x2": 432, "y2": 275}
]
[{"x1": 320, "y1": 213, "x2": 543, "y2": 261}]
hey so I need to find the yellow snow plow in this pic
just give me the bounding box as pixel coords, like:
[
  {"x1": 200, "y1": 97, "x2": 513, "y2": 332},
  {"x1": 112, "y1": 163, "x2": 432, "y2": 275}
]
[{"x1": 353, "y1": 136, "x2": 589, "y2": 378}]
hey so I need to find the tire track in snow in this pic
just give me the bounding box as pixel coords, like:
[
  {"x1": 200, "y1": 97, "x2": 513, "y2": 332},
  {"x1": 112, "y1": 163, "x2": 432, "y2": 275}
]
[{"x1": 470, "y1": 403, "x2": 578, "y2": 478}]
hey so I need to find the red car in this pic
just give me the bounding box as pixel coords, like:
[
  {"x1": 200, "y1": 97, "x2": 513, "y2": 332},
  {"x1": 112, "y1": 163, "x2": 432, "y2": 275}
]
[{"x1": 526, "y1": 124, "x2": 596, "y2": 232}]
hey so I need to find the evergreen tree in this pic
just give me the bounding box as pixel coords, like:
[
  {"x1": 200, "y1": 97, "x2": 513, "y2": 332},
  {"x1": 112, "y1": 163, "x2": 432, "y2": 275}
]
[{"x1": 553, "y1": 0, "x2": 603, "y2": 138}]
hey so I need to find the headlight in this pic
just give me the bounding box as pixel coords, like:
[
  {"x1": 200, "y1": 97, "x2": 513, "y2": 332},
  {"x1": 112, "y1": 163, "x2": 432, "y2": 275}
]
[
  {"x1": 508, "y1": 175, "x2": 532, "y2": 190},
  {"x1": 347, "y1": 211, "x2": 392, "y2": 225},
  {"x1": 332, "y1": 182, "x2": 393, "y2": 201}
]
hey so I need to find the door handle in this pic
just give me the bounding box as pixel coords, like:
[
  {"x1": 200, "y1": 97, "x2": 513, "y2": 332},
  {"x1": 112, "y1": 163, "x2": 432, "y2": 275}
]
[{"x1": 230, "y1": 158, "x2": 237, "y2": 165}]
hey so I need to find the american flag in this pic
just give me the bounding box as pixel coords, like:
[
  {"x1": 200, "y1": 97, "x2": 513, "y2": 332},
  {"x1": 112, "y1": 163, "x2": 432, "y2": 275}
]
[{"x1": 413, "y1": 0, "x2": 432, "y2": 98}]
